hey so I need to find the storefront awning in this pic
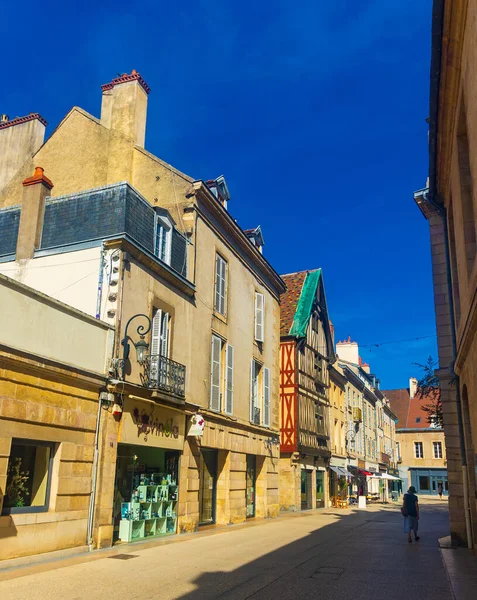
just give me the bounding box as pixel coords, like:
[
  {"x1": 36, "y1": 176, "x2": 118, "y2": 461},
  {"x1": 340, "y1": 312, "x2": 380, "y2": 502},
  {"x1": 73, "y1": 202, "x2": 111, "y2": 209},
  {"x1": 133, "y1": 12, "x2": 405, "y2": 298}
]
[
  {"x1": 330, "y1": 466, "x2": 353, "y2": 478},
  {"x1": 378, "y1": 473, "x2": 401, "y2": 480}
]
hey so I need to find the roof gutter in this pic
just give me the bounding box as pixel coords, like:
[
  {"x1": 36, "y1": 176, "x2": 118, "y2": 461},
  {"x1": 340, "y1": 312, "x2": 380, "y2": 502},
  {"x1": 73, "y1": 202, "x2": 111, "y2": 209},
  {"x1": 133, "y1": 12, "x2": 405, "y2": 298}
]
[{"x1": 428, "y1": 0, "x2": 445, "y2": 202}]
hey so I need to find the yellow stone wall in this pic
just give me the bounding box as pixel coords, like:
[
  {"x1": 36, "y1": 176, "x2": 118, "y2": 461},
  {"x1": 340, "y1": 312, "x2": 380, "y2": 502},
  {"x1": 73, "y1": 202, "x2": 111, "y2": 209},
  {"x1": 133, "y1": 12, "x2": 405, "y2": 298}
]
[{"x1": 0, "y1": 360, "x2": 102, "y2": 560}]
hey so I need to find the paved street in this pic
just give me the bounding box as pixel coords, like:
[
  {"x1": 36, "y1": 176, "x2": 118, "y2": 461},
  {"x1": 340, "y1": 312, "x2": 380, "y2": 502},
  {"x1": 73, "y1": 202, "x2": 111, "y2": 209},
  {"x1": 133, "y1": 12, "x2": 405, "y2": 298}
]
[{"x1": 0, "y1": 500, "x2": 453, "y2": 600}]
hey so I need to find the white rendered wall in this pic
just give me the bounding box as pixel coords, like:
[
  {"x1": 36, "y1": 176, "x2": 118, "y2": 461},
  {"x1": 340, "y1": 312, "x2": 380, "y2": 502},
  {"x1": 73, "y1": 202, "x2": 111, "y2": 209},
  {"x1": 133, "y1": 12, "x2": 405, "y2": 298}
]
[{"x1": 0, "y1": 246, "x2": 101, "y2": 317}]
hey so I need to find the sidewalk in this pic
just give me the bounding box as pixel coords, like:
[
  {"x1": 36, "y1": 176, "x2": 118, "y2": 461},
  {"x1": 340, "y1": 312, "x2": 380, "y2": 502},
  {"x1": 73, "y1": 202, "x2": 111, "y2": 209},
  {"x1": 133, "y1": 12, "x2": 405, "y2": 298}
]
[{"x1": 441, "y1": 546, "x2": 477, "y2": 600}]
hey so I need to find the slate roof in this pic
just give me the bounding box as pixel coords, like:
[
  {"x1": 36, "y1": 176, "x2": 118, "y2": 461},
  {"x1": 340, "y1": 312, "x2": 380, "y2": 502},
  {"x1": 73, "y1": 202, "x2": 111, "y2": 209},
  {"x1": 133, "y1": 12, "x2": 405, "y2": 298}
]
[{"x1": 383, "y1": 387, "x2": 439, "y2": 429}]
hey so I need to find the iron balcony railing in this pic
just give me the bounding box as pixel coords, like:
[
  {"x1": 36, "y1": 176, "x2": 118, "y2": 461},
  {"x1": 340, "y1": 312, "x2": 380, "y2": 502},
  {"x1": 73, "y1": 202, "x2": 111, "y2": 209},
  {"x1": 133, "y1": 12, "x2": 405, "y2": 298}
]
[{"x1": 143, "y1": 355, "x2": 186, "y2": 398}]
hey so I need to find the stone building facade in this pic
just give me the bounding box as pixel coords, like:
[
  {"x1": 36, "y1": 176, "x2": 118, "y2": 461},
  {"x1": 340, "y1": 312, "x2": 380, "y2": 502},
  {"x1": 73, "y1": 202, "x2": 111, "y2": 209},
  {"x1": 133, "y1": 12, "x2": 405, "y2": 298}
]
[
  {"x1": 414, "y1": 0, "x2": 477, "y2": 547},
  {"x1": 0, "y1": 273, "x2": 113, "y2": 560},
  {"x1": 0, "y1": 70, "x2": 285, "y2": 550}
]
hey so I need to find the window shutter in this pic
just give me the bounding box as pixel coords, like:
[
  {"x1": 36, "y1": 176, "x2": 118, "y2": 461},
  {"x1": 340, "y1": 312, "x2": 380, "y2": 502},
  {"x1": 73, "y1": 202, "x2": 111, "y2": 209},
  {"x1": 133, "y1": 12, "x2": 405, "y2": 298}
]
[
  {"x1": 160, "y1": 312, "x2": 169, "y2": 357},
  {"x1": 225, "y1": 344, "x2": 234, "y2": 415},
  {"x1": 263, "y1": 367, "x2": 270, "y2": 427},
  {"x1": 250, "y1": 359, "x2": 255, "y2": 422},
  {"x1": 170, "y1": 229, "x2": 187, "y2": 277},
  {"x1": 210, "y1": 336, "x2": 221, "y2": 411},
  {"x1": 220, "y1": 257, "x2": 226, "y2": 315},
  {"x1": 214, "y1": 256, "x2": 221, "y2": 312},
  {"x1": 150, "y1": 309, "x2": 162, "y2": 381},
  {"x1": 255, "y1": 293, "x2": 264, "y2": 342}
]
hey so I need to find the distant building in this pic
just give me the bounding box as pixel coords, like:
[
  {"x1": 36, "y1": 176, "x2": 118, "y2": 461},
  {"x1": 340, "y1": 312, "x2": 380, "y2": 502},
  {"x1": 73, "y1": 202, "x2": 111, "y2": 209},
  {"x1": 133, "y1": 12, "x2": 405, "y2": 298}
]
[
  {"x1": 279, "y1": 269, "x2": 335, "y2": 511},
  {"x1": 385, "y1": 379, "x2": 447, "y2": 497}
]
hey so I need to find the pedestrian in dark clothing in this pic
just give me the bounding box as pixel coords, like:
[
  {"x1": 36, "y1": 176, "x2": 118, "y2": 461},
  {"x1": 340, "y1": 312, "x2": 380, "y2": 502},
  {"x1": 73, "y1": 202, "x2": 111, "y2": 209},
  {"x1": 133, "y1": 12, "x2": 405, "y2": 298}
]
[
  {"x1": 403, "y1": 486, "x2": 420, "y2": 543},
  {"x1": 438, "y1": 483, "x2": 443, "y2": 500}
]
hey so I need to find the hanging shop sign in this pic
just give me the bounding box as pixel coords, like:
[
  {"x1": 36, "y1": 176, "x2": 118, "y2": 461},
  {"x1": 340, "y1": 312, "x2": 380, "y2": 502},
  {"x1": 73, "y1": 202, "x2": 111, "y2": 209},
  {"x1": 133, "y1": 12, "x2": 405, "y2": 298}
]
[
  {"x1": 188, "y1": 414, "x2": 205, "y2": 437},
  {"x1": 119, "y1": 398, "x2": 185, "y2": 450}
]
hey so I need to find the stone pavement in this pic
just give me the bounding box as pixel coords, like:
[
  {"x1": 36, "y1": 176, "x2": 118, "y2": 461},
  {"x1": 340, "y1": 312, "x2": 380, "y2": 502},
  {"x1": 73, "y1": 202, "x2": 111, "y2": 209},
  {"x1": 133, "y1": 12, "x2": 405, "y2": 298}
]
[{"x1": 0, "y1": 500, "x2": 457, "y2": 600}]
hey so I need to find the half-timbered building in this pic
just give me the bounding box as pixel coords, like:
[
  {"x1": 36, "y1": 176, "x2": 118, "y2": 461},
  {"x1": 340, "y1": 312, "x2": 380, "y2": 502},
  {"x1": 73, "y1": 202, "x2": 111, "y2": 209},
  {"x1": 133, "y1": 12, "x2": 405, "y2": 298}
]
[{"x1": 279, "y1": 269, "x2": 335, "y2": 511}]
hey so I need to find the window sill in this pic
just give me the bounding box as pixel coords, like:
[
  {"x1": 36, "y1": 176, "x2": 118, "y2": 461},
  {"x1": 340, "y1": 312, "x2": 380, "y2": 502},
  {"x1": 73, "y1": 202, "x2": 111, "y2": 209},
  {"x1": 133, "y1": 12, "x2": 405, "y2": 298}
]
[
  {"x1": 212, "y1": 311, "x2": 227, "y2": 325},
  {"x1": 0, "y1": 509, "x2": 88, "y2": 527}
]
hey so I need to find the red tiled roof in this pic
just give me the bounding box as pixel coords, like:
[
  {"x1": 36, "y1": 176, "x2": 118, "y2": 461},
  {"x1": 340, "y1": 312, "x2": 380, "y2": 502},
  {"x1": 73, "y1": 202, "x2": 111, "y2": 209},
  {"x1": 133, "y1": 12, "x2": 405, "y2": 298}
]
[
  {"x1": 383, "y1": 387, "x2": 438, "y2": 428},
  {"x1": 280, "y1": 271, "x2": 308, "y2": 336}
]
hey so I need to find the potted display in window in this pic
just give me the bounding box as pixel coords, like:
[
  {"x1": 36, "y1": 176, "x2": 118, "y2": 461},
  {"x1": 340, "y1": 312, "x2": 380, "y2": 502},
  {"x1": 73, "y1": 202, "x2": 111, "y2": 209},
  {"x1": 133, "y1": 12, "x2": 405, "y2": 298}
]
[{"x1": 5, "y1": 458, "x2": 30, "y2": 508}]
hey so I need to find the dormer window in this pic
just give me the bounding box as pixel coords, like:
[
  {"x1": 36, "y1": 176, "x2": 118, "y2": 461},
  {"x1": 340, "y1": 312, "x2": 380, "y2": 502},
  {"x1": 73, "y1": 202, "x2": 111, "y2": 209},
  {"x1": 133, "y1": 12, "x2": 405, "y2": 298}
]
[
  {"x1": 206, "y1": 175, "x2": 231, "y2": 210},
  {"x1": 154, "y1": 213, "x2": 172, "y2": 264}
]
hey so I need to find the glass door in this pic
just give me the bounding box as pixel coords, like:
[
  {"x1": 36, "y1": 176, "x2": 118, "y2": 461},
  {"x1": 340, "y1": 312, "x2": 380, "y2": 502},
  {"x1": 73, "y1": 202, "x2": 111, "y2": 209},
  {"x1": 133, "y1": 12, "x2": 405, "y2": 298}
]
[
  {"x1": 199, "y1": 449, "x2": 217, "y2": 525},
  {"x1": 246, "y1": 455, "x2": 256, "y2": 518},
  {"x1": 316, "y1": 471, "x2": 325, "y2": 508}
]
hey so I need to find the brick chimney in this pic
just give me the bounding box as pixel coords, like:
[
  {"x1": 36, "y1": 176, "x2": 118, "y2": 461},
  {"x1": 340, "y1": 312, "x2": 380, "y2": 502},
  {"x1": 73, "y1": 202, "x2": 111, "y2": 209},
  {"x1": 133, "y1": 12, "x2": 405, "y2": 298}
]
[
  {"x1": 100, "y1": 70, "x2": 150, "y2": 147},
  {"x1": 16, "y1": 167, "x2": 53, "y2": 260},
  {"x1": 0, "y1": 113, "x2": 47, "y2": 192}
]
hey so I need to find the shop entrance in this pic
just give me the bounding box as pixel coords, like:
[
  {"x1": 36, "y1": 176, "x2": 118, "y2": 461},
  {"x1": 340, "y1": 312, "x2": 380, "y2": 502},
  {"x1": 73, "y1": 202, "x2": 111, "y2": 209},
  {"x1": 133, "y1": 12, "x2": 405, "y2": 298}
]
[
  {"x1": 199, "y1": 449, "x2": 217, "y2": 525},
  {"x1": 301, "y1": 469, "x2": 313, "y2": 510},
  {"x1": 246, "y1": 455, "x2": 256, "y2": 518},
  {"x1": 114, "y1": 444, "x2": 180, "y2": 543},
  {"x1": 316, "y1": 470, "x2": 325, "y2": 508}
]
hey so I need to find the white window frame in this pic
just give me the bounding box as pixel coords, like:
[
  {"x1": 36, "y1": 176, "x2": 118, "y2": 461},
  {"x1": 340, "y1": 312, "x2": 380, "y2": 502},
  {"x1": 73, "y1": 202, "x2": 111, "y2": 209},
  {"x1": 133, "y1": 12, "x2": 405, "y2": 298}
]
[
  {"x1": 433, "y1": 441, "x2": 443, "y2": 459},
  {"x1": 154, "y1": 215, "x2": 172, "y2": 264},
  {"x1": 214, "y1": 254, "x2": 227, "y2": 316},
  {"x1": 254, "y1": 292, "x2": 265, "y2": 342},
  {"x1": 414, "y1": 441, "x2": 424, "y2": 459}
]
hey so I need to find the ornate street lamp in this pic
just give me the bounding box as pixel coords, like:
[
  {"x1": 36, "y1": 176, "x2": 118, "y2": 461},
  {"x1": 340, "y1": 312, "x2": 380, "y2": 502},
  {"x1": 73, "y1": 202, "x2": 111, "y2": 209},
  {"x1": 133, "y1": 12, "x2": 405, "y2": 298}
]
[{"x1": 120, "y1": 314, "x2": 152, "y2": 379}]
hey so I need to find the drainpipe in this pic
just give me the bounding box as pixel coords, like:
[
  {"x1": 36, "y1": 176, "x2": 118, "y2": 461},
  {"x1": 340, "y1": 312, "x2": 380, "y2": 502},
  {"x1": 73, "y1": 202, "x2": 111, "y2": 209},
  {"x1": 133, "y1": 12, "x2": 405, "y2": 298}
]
[
  {"x1": 438, "y1": 200, "x2": 473, "y2": 549},
  {"x1": 87, "y1": 393, "x2": 103, "y2": 550},
  {"x1": 95, "y1": 242, "x2": 105, "y2": 320}
]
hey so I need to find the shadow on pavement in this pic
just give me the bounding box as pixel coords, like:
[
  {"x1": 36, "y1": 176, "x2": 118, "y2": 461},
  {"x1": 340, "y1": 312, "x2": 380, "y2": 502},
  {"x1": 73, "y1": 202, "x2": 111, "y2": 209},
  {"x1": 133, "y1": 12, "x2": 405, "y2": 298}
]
[{"x1": 175, "y1": 501, "x2": 451, "y2": 600}]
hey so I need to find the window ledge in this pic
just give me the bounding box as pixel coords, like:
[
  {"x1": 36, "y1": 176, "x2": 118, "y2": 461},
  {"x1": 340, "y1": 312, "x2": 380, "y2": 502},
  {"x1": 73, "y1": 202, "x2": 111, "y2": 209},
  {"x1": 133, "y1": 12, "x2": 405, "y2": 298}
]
[
  {"x1": 0, "y1": 509, "x2": 88, "y2": 527},
  {"x1": 212, "y1": 311, "x2": 227, "y2": 324}
]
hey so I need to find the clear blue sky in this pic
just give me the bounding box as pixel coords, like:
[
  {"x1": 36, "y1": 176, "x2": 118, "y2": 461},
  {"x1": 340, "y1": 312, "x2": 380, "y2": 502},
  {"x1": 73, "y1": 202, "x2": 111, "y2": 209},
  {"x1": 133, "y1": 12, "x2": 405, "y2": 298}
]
[{"x1": 1, "y1": 0, "x2": 436, "y2": 389}]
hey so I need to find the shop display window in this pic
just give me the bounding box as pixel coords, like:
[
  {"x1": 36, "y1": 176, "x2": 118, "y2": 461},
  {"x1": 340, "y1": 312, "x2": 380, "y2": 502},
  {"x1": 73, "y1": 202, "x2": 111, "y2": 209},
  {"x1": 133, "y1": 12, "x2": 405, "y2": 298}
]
[
  {"x1": 114, "y1": 446, "x2": 180, "y2": 543},
  {"x1": 2, "y1": 439, "x2": 54, "y2": 514}
]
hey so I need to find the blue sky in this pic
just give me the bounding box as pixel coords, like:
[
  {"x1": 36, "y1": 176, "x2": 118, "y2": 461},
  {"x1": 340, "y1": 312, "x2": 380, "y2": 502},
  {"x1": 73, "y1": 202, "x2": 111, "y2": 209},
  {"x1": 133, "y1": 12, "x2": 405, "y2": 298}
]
[{"x1": 1, "y1": 0, "x2": 436, "y2": 389}]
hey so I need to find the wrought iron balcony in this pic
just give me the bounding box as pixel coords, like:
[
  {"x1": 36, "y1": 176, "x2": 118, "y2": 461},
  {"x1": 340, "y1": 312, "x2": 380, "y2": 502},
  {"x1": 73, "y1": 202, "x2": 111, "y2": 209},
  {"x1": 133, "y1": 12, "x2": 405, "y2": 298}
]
[{"x1": 142, "y1": 355, "x2": 186, "y2": 398}]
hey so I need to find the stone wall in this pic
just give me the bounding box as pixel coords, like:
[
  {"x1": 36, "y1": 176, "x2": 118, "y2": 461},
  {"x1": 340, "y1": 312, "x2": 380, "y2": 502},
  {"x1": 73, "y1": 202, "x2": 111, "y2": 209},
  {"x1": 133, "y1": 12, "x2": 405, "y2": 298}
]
[{"x1": 0, "y1": 357, "x2": 102, "y2": 560}]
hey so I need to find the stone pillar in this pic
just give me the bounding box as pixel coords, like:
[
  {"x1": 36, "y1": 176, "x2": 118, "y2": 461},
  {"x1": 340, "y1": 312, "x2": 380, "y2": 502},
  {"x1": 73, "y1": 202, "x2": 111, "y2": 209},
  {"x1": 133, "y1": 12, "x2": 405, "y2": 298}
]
[
  {"x1": 177, "y1": 437, "x2": 200, "y2": 533},
  {"x1": 255, "y1": 455, "x2": 267, "y2": 518},
  {"x1": 229, "y1": 452, "x2": 246, "y2": 524},
  {"x1": 216, "y1": 450, "x2": 230, "y2": 525},
  {"x1": 429, "y1": 211, "x2": 468, "y2": 545}
]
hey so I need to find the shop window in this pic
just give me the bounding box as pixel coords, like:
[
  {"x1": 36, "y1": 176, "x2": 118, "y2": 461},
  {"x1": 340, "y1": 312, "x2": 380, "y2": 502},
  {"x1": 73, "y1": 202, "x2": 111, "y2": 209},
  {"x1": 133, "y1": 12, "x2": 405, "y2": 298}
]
[
  {"x1": 419, "y1": 475, "x2": 430, "y2": 491},
  {"x1": 2, "y1": 440, "x2": 54, "y2": 514}
]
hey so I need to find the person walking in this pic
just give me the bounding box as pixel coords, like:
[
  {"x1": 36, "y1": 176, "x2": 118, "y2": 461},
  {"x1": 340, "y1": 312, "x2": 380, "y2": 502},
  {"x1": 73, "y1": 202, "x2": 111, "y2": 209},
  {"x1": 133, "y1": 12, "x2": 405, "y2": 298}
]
[
  {"x1": 402, "y1": 485, "x2": 420, "y2": 543},
  {"x1": 438, "y1": 483, "x2": 443, "y2": 500}
]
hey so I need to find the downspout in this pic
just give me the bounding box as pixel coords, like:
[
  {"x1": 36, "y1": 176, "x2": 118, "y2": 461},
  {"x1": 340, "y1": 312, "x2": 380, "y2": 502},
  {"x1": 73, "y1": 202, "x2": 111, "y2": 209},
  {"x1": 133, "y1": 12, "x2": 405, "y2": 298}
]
[
  {"x1": 439, "y1": 200, "x2": 473, "y2": 549},
  {"x1": 87, "y1": 393, "x2": 103, "y2": 550},
  {"x1": 96, "y1": 242, "x2": 105, "y2": 320}
]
